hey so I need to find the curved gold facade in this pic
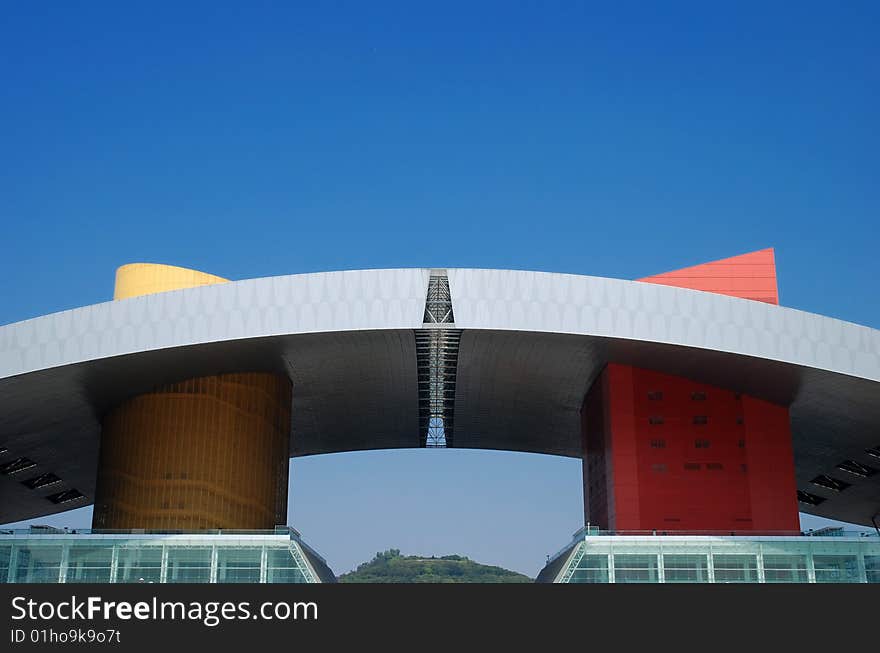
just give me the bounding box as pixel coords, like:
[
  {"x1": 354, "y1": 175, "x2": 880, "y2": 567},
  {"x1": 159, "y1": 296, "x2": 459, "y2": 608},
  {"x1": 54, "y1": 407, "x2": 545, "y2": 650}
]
[
  {"x1": 113, "y1": 263, "x2": 229, "y2": 300},
  {"x1": 92, "y1": 373, "x2": 291, "y2": 530}
]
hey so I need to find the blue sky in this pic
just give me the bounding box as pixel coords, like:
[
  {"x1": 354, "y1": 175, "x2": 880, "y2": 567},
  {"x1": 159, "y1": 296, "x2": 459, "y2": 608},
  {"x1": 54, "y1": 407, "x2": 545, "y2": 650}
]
[{"x1": 1, "y1": 2, "x2": 877, "y2": 575}]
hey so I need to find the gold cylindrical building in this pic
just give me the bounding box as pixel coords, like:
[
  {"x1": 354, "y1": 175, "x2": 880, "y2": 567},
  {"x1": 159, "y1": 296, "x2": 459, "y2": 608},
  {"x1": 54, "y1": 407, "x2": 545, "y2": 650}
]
[
  {"x1": 113, "y1": 262, "x2": 229, "y2": 300},
  {"x1": 92, "y1": 373, "x2": 292, "y2": 530},
  {"x1": 92, "y1": 263, "x2": 291, "y2": 530}
]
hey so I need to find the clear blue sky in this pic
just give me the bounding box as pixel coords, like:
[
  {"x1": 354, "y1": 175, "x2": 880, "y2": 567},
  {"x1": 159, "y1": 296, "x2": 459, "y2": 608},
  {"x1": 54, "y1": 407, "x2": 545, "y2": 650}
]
[{"x1": 1, "y1": 1, "x2": 877, "y2": 576}]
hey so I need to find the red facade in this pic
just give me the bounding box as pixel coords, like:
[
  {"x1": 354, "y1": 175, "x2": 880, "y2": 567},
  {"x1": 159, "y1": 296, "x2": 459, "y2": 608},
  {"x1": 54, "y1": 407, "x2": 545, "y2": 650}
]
[
  {"x1": 638, "y1": 248, "x2": 779, "y2": 304},
  {"x1": 582, "y1": 364, "x2": 799, "y2": 532}
]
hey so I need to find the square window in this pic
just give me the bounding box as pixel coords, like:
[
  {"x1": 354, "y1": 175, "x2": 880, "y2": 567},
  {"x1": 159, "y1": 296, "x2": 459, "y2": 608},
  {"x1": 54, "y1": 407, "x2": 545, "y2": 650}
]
[
  {"x1": 865, "y1": 555, "x2": 880, "y2": 584},
  {"x1": 797, "y1": 490, "x2": 825, "y2": 506},
  {"x1": 836, "y1": 460, "x2": 876, "y2": 478},
  {"x1": 20, "y1": 473, "x2": 62, "y2": 490},
  {"x1": 217, "y1": 548, "x2": 262, "y2": 583},
  {"x1": 663, "y1": 554, "x2": 709, "y2": 583},
  {"x1": 117, "y1": 547, "x2": 162, "y2": 584},
  {"x1": 66, "y1": 545, "x2": 112, "y2": 583},
  {"x1": 810, "y1": 475, "x2": 850, "y2": 492},
  {"x1": 570, "y1": 555, "x2": 609, "y2": 583},
  {"x1": 266, "y1": 549, "x2": 308, "y2": 583},
  {"x1": 0, "y1": 545, "x2": 10, "y2": 581},
  {"x1": 613, "y1": 555, "x2": 659, "y2": 583},
  {"x1": 0, "y1": 457, "x2": 36, "y2": 475},
  {"x1": 763, "y1": 555, "x2": 808, "y2": 583},
  {"x1": 12, "y1": 546, "x2": 63, "y2": 583},
  {"x1": 714, "y1": 555, "x2": 758, "y2": 583},
  {"x1": 46, "y1": 489, "x2": 84, "y2": 505},
  {"x1": 814, "y1": 555, "x2": 860, "y2": 583},
  {"x1": 166, "y1": 547, "x2": 212, "y2": 583}
]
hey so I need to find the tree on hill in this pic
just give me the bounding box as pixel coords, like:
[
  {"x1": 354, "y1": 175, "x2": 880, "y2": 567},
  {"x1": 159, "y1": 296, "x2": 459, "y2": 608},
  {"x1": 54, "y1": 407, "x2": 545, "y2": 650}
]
[{"x1": 338, "y1": 549, "x2": 532, "y2": 583}]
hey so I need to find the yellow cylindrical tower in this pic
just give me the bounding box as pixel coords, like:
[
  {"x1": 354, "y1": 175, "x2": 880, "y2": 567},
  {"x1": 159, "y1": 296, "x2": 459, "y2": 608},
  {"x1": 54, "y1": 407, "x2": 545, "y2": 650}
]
[
  {"x1": 92, "y1": 373, "x2": 292, "y2": 530},
  {"x1": 113, "y1": 262, "x2": 229, "y2": 300},
  {"x1": 96, "y1": 264, "x2": 290, "y2": 530}
]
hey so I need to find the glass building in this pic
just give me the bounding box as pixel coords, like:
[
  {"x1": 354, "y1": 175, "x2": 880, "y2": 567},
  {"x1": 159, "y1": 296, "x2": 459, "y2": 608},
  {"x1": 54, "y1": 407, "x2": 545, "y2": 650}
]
[
  {"x1": 538, "y1": 528, "x2": 880, "y2": 583},
  {"x1": 0, "y1": 526, "x2": 335, "y2": 583}
]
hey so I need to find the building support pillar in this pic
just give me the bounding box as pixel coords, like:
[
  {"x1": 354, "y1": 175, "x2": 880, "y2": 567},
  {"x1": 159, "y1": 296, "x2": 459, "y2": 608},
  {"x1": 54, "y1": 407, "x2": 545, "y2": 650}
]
[{"x1": 92, "y1": 372, "x2": 292, "y2": 531}]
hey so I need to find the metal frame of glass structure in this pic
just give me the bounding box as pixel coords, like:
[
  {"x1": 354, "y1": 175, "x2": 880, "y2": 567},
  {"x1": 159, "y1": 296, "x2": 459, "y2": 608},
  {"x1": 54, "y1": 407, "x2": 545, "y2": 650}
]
[
  {"x1": 417, "y1": 270, "x2": 460, "y2": 448},
  {"x1": 0, "y1": 528, "x2": 331, "y2": 583},
  {"x1": 549, "y1": 532, "x2": 880, "y2": 583}
]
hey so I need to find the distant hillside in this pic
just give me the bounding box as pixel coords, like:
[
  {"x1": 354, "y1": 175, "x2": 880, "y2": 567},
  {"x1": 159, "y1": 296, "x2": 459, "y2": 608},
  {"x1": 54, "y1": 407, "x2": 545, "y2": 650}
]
[{"x1": 338, "y1": 549, "x2": 532, "y2": 583}]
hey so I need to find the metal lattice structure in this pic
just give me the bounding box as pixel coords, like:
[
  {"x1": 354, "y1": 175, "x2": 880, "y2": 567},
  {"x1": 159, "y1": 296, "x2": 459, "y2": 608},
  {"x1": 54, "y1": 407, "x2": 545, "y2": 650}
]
[
  {"x1": 422, "y1": 272, "x2": 455, "y2": 325},
  {"x1": 416, "y1": 272, "x2": 460, "y2": 447}
]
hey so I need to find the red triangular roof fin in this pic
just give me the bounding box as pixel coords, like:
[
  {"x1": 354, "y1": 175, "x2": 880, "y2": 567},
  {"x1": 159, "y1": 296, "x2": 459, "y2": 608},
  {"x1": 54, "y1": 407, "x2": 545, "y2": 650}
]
[{"x1": 638, "y1": 248, "x2": 778, "y2": 304}]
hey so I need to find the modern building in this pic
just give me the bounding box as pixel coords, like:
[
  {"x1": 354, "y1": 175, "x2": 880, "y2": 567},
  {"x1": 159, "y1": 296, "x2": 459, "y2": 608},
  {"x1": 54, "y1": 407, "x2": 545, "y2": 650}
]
[
  {"x1": 537, "y1": 527, "x2": 880, "y2": 584},
  {"x1": 1, "y1": 526, "x2": 334, "y2": 584},
  {"x1": 1, "y1": 249, "x2": 879, "y2": 582}
]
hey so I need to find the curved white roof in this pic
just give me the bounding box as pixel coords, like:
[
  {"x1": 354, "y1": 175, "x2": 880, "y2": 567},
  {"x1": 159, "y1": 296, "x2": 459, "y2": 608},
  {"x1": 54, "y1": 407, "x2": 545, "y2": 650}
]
[{"x1": 1, "y1": 269, "x2": 879, "y2": 525}]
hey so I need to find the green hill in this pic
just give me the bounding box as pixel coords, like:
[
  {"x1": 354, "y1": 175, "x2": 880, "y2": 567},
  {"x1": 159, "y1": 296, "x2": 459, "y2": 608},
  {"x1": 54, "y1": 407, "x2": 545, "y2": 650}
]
[{"x1": 338, "y1": 549, "x2": 532, "y2": 583}]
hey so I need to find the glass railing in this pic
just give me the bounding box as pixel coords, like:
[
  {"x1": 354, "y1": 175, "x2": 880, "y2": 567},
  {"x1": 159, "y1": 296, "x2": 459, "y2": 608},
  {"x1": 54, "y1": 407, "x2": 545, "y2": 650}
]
[
  {"x1": 569, "y1": 527, "x2": 877, "y2": 539},
  {"x1": 546, "y1": 526, "x2": 878, "y2": 567},
  {"x1": 0, "y1": 525, "x2": 302, "y2": 537}
]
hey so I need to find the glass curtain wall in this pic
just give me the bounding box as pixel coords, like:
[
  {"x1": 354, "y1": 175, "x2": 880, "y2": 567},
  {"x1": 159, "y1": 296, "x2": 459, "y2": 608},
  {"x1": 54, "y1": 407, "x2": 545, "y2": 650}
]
[
  {"x1": 0, "y1": 535, "x2": 320, "y2": 584},
  {"x1": 558, "y1": 537, "x2": 880, "y2": 583}
]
